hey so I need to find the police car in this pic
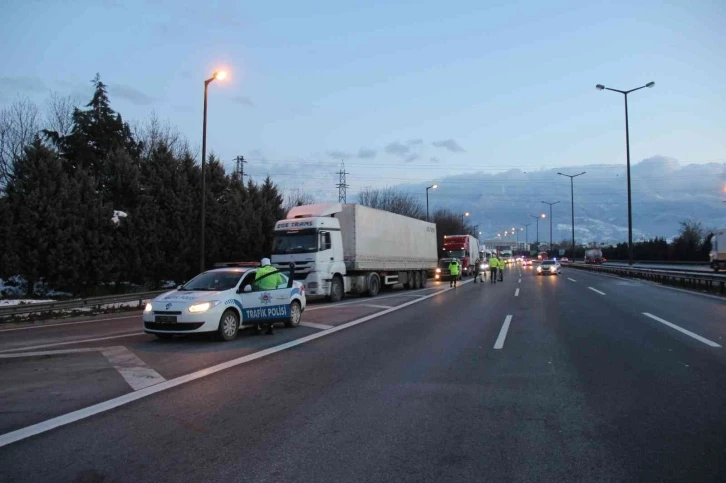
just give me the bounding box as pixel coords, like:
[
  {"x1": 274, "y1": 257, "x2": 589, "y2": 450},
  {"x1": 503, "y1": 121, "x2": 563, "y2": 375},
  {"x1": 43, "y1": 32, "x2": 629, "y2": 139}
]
[{"x1": 143, "y1": 264, "x2": 306, "y2": 341}]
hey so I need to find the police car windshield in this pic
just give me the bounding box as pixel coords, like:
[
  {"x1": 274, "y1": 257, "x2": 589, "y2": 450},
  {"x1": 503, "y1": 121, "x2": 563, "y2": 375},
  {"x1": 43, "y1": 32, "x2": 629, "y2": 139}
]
[
  {"x1": 542, "y1": 260, "x2": 556, "y2": 266},
  {"x1": 181, "y1": 271, "x2": 243, "y2": 291},
  {"x1": 272, "y1": 230, "x2": 317, "y2": 254}
]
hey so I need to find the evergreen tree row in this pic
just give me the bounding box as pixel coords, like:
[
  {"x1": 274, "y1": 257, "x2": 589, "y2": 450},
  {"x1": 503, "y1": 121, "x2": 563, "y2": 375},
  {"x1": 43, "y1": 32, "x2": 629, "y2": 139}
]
[{"x1": 0, "y1": 76, "x2": 284, "y2": 296}]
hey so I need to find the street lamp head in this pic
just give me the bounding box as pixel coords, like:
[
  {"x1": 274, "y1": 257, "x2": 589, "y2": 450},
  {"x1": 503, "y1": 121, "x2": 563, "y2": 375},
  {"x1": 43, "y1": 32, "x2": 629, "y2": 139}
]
[
  {"x1": 464, "y1": 212, "x2": 470, "y2": 217},
  {"x1": 432, "y1": 184, "x2": 438, "y2": 189},
  {"x1": 596, "y1": 84, "x2": 605, "y2": 90},
  {"x1": 646, "y1": 81, "x2": 655, "y2": 88},
  {"x1": 541, "y1": 213, "x2": 546, "y2": 218},
  {"x1": 213, "y1": 71, "x2": 228, "y2": 81}
]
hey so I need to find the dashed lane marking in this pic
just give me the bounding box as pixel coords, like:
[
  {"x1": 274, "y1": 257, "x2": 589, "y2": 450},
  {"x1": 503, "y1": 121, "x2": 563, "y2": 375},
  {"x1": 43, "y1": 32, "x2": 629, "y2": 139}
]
[
  {"x1": 515, "y1": 288, "x2": 520, "y2": 297},
  {"x1": 567, "y1": 278, "x2": 577, "y2": 282},
  {"x1": 0, "y1": 332, "x2": 147, "y2": 354},
  {"x1": 642, "y1": 312, "x2": 721, "y2": 348},
  {"x1": 588, "y1": 287, "x2": 606, "y2": 295},
  {"x1": 494, "y1": 315, "x2": 513, "y2": 350}
]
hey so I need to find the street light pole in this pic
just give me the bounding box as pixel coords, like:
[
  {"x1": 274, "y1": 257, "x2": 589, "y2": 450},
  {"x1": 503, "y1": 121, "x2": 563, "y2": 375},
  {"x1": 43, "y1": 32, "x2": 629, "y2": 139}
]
[
  {"x1": 542, "y1": 201, "x2": 560, "y2": 252},
  {"x1": 523, "y1": 223, "x2": 531, "y2": 247},
  {"x1": 530, "y1": 214, "x2": 543, "y2": 247},
  {"x1": 200, "y1": 70, "x2": 227, "y2": 272},
  {"x1": 596, "y1": 81, "x2": 654, "y2": 266},
  {"x1": 558, "y1": 172, "x2": 586, "y2": 261},
  {"x1": 426, "y1": 184, "x2": 437, "y2": 222}
]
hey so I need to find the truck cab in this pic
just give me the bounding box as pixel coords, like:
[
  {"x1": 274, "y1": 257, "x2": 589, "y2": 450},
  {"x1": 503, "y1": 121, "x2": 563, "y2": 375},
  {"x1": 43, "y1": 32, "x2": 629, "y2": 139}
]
[{"x1": 271, "y1": 204, "x2": 346, "y2": 298}]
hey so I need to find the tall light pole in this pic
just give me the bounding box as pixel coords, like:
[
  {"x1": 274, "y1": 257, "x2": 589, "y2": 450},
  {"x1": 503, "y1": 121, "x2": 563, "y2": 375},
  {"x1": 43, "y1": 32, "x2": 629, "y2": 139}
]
[
  {"x1": 596, "y1": 81, "x2": 655, "y2": 266},
  {"x1": 200, "y1": 70, "x2": 227, "y2": 272},
  {"x1": 558, "y1": 172, "x2": 586, "y2": 261},
  {"x1": 542, "y1": 201, "x2": 560, "y2": 252},
  {"x1": 523, "y1": 223, "x2": 532, "y2": 248},
  {"x1": 460, "y1": 212, "x2": 470, "y2": 225},
  {"x1": 426, "y1": 184, "x2": 437, "y2": 222},
  {"x1": 530, "y1": 214, "x2": 545, "y2": 247}
]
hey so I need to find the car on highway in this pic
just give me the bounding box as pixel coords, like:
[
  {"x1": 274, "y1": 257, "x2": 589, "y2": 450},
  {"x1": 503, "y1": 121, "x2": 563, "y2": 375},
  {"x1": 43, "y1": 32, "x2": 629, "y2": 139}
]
[
  {"x1": 536, "y1": 259, "x2": 561, "y2": 276},
  {"x1": 522, "y1": 259, "x2": 533, "y2": 267},
  {"x1": 560, "y1": 257, "x2": 569, "y2": 262},
  {"x1": 143, "y1": 266, "x2": 306, "y2": 341}
]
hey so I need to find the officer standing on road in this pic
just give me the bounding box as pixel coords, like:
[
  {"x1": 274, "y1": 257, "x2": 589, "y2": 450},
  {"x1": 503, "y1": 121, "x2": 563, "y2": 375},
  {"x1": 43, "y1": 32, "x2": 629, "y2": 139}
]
[
  {"x1": 448, "y1": 259, "x2": 460, "y2": 288},
  {"x1": 254, "y1": 258, "x2": 284, "y2": 334},
  {"x1": 473, "y1": 258, "x2": 486, "y2": 283},
  {"x1": 489, "y1": 255, "x2": 499, "y2": 284},
  {"x1": 498, "y1": 256, "x2": 504, "y2": 282}
]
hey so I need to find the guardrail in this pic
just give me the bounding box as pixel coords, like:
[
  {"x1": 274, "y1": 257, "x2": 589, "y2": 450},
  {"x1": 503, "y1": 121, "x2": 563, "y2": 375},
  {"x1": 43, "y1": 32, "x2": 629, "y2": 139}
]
[
  {"x1": 0, "y1": 290, "x2": 167, "y2": 318},
  {"x1": 566, "y1": 263, "x2": 726, "y2": 295}
]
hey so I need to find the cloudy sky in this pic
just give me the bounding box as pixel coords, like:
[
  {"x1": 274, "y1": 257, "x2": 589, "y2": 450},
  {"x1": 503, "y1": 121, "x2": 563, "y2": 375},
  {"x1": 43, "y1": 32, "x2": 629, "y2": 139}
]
[{"x1": 2, "y1": 0, "x2": 725, "y2": 201}]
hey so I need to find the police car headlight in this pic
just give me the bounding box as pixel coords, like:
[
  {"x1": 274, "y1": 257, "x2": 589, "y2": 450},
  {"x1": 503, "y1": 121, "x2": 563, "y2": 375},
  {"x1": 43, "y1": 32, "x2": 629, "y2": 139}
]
[
  {"x1": 537, "y1": 267, "x2": 542, "y2": 272},
  {"x1": 435, "y1": 268, "x2": 441, "y2": 273},
  {"x1": 144, "y1": 303, "x2": 153, "y2": 313},
  {"x1": 550, "y1": 267, "x2": 557, "y2": 272},
  {"x1": 188, "y1": 301, "x2": 220, "y2": 313}
]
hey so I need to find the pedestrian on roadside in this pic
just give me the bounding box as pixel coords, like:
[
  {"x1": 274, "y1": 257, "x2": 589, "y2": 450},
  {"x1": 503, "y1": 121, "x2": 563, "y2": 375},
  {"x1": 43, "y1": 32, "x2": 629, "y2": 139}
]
[
  {"x1": 473, "y1": 258, "x2": 487, "y2": 283},
  {"x1": 489, "y1": 255, "x2": 499, "y2": 284},
  {"x1": 448, "y1": 259, "x2": 460, "y2": 288}
]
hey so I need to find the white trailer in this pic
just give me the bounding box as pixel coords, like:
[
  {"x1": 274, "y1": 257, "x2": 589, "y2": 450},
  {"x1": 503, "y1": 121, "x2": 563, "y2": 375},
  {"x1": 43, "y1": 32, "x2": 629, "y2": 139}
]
[
  {"x1": 270, "y1": 203, "x2": 438, "y2": 301},
  {"x1": 710, "y1": 228, "x2": 726, "y2": 272}
]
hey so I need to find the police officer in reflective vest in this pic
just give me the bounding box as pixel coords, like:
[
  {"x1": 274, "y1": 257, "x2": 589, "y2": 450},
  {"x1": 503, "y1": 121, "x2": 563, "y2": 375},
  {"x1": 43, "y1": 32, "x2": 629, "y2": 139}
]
[
  {"x1": 489, "y1": 255, "x2": 499, "y2": 284},
  {"x1": 254, "y1": 258, "x2": 284, "y2": 334},
  {"x1": 448, "y1": 259, "x2": 460, "y2": 288}
]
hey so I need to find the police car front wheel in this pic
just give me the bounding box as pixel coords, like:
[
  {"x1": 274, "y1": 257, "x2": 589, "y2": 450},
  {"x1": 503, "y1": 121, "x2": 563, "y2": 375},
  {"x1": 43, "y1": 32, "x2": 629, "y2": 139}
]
[
  {"x1": 285, "y1": 301, "x2": 302, "y2": 328},
  {"x1": 218, "y1": 309, "x2": 240, "y2": 341}
]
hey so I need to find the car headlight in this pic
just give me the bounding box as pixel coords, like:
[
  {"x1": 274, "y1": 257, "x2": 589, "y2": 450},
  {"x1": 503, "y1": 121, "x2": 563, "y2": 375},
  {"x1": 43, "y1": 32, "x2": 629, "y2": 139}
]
[
  {"x1": 480, "y1": 264, "x2": 489, "y2": 270},
  {"x1": 188, "y1": 301, "x2": 220, "y2": 313},
  {"x1": 537, "y1": 267, "x2": 542, "y2": 272},
  {"x1": 144, "y1": 302, "x2": 153, "y2": 313},
  {"x1": 550, "y1": 267, "x2": 556, "y2": 272},
  {"x1": 435, "y1": 268, "x2": 441, "y2": 273}
]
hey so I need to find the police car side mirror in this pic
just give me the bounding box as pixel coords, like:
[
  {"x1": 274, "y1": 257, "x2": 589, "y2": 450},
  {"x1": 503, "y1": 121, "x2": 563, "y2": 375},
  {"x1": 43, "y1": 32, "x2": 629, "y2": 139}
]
[{"x1": 243, "y1": 285, "x2": 252, "y2": 293}]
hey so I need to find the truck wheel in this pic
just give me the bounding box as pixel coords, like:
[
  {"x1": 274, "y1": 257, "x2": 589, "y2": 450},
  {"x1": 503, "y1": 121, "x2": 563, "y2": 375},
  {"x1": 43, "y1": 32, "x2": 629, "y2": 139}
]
[
  {"x1": 404, "y1": 271, "x2": 414, "y2": 289},
  {"x1": 217, "y1": 309, "x2": 239, "y2": 341},
  {"x1": 420, "y1": 271, "x2": 428, "y2": 287},
  {"x1": 285, "y1": 301, "x2": 302, "y2": 327},
  {"x1": 329, "y1": 276, "x2": 344, "y2": 303},
  {"x1": 413, "y1": 271, "x2": 422, "y2": 289},
  {"x1": 366, "y1": 274, "x2": 380, "y2": 297}
]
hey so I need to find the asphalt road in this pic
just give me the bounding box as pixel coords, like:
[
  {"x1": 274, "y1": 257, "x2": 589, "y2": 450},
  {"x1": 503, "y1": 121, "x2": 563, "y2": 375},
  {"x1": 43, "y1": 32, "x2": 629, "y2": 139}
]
[{"x1": 1, "y1": 265, "x2": 725, "y2": 482}]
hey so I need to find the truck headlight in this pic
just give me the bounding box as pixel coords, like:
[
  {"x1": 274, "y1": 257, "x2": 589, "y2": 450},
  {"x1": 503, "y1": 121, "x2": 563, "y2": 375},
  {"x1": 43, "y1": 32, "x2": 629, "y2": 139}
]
[
  {"x1": 144, "y1": 303, "x2": 153, "y2": 313},
  {"x1": 435, "y1": 268, "x2": 441, "y2": 273},
  {"x1": 188, "y1": 301, "x2": 219, "y2": 313}
]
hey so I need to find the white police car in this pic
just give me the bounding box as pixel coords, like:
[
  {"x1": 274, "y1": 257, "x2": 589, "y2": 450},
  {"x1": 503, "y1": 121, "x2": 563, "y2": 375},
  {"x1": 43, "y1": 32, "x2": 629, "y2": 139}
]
[{"x1": 143, "y1": 265, "x2": 306, "y2": 341}]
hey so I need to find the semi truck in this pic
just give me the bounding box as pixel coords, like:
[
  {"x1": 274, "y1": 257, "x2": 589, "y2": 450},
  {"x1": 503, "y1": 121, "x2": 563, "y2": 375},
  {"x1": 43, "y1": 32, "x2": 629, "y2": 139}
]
[
  {"x1": 441, "y1": 235, "x2": 481, "y2": 276},
  {"x1": 585, "y1": 248, "x2": 604, "y2": 264},
  {"x1": 710, "y1": 228, "x2": 725, "y2": 272},
  {"x1": 270, "y1": 203, "x2": 438, "y2": 301}
]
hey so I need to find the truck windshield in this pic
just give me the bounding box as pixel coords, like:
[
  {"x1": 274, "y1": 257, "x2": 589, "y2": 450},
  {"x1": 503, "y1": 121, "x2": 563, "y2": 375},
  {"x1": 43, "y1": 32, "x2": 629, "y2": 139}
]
[
  {"x1": 272, "y1": 230, "x2": 318, "y2": 254},
  {"x1": 444, "y1": 250, "x2": 465, "y2": 258}
]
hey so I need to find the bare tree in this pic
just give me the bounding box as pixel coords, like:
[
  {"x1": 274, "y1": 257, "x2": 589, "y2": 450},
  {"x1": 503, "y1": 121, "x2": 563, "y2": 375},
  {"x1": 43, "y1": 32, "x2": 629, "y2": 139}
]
[
  {"x1": 283, "y1": 188, "x2": 317, "y2": 213},
  {"x1": 357, "y1": 186, "x2": 425, "y2": 219},
  {"x1": 44, "y1": 92, "x2": 76, "y2": 141},
  {"x1": 0, "y1": 97, "x2": 41, "y2": 190},
  {"x1": 134, "y1": 111, "x2": 190, "y2": 159}
]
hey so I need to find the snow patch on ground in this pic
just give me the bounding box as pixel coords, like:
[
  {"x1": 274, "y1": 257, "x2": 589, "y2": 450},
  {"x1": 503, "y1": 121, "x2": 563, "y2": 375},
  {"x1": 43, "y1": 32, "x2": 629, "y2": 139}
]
[
  {"x1": 112, "y1": 210, "x2": 128, "y2": 224},
  {"x1": 0, "y1": 299, "x2": 55, "y2": 306}
]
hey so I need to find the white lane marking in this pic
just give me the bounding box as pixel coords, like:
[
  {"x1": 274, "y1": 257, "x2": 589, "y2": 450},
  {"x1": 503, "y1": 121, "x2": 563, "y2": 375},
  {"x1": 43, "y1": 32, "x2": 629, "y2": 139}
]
[
  {"x1": 0, "y1": 315, "x2": 140, "y2": 333},
  {"x1": 0, "y1": 280, "x2": 472, "y2": 448},
  {"x1": 358, "y1": 304, "x2": 395, "y2": 310},
  {"x1": 515, "y1": 288, "x2": 520, "y2": 297},
  {"x1": 494, "y1": 315, "x2": 513, "y2": 350},
  {"x1": 0, "y1": 346, "x2": 166, "y2": 391},
  {"x1": 518, "y1": 279, "x2": 521, "y2": 283},
  {"x1": 588, "y1": 287, "x2": 606, "y2": 295},
  {"x1": 100, "y1": 346, "x2": 167, "y2": 390},
  {"x1": 0, "y1": 332, "x2": 147, "y2": 354},
  {"x1": 304, "y1": 290, "x2": 439, "y2": 311},
  {"x1": 567, "y1": 278, "x2": 577, "y2": 282},
  {"x1": 299, "y1": 322, "x2": 334, "y2": 330},
  {"x1": 642, "y1": 313, "x2": 721, "y2": 348}
]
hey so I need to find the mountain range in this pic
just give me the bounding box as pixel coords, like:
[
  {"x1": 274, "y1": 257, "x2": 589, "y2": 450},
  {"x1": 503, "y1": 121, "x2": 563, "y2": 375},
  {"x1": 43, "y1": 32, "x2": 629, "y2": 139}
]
[{"x1": 396, "y1": 156, "x2": 726, "y2": 244}]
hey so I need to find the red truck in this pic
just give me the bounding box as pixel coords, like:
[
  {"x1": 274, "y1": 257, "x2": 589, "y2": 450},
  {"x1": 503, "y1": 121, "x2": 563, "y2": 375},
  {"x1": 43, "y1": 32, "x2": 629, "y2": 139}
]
[{"x1": 441, "y1": 235, "x2": 481, "y2": 277}]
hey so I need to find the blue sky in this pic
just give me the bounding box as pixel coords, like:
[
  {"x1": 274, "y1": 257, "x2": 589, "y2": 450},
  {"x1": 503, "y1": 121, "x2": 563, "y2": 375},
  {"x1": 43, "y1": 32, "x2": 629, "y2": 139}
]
[{"x1": 2, "y1": 0, "x2": 725, "y2": 200}]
